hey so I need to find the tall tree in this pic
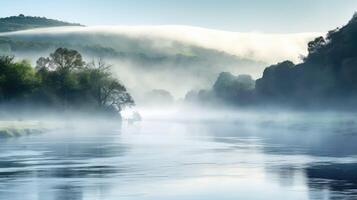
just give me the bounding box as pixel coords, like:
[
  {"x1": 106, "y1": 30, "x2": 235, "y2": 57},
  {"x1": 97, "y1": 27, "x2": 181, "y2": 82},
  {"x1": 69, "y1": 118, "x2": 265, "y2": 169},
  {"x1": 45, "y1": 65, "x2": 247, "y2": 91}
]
[
  {"x1": 36, "y1": 48, "x2": 134, "y2": 113},
  {"x1": 36, "y1": 48, "x2": 85, "y2": 108},
  {"x1": 36, "y1": 47, "x2": 85, "y2": 72},
  {"x1": 86, "y1": 59, "x2": 134, "y2": 111}
]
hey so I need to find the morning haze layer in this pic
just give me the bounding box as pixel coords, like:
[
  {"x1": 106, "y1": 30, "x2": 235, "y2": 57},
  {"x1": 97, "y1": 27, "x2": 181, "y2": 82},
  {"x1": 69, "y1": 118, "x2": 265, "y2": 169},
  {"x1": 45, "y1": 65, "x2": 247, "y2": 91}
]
[{"x1": 0, "y1": 15, "x2": 319, "y2": 99}]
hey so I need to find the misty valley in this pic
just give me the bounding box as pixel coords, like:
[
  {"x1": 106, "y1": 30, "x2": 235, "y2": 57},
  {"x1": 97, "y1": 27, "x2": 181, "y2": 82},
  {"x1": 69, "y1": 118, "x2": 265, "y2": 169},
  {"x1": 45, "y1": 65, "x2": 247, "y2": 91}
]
[{"x1": 1, "y1": 8, "x2": 357, "y2": 200}]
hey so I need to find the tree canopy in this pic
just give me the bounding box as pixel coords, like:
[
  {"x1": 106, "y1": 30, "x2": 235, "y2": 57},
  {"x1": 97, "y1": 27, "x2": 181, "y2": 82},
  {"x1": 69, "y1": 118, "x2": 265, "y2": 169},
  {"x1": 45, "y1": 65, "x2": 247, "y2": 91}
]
[
  {"x1": 0, "y1": 14, "x2": 82, "y2": 33},
  {"x1": 254, "y1": 13, "x2": 357, "y2": 107},
  {"x1": 0, "y1": 48, "x2": 134, "y2": 118},
  {"x1": 188, "y1": 13, "x2": 357, "y2": 109}
]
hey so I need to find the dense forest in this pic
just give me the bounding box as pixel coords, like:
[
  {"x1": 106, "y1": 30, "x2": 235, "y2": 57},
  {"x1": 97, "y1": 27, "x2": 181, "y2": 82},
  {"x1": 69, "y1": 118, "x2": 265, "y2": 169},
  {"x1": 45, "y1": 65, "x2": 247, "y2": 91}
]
[
  {"x1": 255, "y1": 14, "x2": 357, "y2": 107},
  {"x1": 0, "y1": 48, "x2": 134, "y2": 118},
  {"x1": 0, "y1": 14, "x2": 82, "y2": 32},
  {"x1": 187, "y1": 14, "x2": 357, "y2": 109}
]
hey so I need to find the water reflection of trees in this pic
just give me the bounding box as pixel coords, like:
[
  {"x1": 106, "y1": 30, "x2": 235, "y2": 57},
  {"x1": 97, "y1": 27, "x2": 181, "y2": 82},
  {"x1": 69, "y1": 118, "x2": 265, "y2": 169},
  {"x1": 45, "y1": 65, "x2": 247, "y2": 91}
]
[
  {"x1": 53, "y1": 185, "x2": 83, "y2": 200},
  {"x1": 195, "y1": 118, "x2": 357, "y2": 157},
  {"x1": 306, "y1": 163, "x2": 357, "y2": 198},
  {"x1": 0, "y1": 127, "x2": 129, "y2": 200},
  {"x1": 194, "y1": 119, "x2": 357, "y2": 198}
]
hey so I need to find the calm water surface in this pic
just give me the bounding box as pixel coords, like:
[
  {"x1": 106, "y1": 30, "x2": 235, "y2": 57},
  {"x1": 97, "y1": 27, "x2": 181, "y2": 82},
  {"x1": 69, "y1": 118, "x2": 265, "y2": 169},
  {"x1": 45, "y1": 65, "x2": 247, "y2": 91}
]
[{"x1": 1, "y1": 113, "x2": 357, "y2": 200}]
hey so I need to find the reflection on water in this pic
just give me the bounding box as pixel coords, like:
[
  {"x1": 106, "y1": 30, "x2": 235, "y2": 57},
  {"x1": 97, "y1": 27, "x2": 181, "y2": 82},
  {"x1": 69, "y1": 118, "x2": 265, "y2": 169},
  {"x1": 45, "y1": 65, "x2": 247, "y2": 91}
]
[{"x1": 1, "y1": 113, "x2": 357, "y2": 199}]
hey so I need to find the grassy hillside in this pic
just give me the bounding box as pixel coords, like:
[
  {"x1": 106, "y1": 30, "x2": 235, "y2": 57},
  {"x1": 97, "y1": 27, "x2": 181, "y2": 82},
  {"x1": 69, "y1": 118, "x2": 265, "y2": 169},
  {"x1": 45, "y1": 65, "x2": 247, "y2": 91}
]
[{"x1": 0, "y1": 14, "x2": 83, "y2": 32}]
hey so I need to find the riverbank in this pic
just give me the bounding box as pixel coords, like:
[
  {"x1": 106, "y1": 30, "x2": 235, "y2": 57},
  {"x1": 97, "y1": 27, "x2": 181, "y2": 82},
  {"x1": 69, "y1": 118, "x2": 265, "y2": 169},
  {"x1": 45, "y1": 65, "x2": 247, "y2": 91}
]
[
  {"x1": 0, "y1": 121, "x2": 48, "y2": 138},
  {"x1": 0, "y1": 118, "x2": 123, "y2": 138}
]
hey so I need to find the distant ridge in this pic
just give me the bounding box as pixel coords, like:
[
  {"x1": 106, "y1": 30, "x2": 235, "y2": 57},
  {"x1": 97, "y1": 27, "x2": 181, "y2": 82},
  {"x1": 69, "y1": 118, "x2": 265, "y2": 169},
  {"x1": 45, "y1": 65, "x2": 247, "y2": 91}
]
[{"x1": 0, "y1": 14, "x2": 83, "y2": 32}]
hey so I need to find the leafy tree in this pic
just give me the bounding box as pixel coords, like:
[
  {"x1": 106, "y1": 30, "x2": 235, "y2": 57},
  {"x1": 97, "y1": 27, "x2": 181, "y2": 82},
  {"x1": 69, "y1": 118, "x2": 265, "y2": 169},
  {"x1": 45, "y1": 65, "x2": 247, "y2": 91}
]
[
  {"x1": 254, "y1": 13, "x2": 357, "y2": 107},
  {"x1": 37, "y1": 48, "x2": 85, "y2": 72},
  {"x1": 213, "y1": 72, "x2": 255, "y2": 104},
  {"x1": 0, "y1": 56, "x2": 38, "y2": 101},
  {"x1": 36, "y1": 48, "x2": 85, "y2": 108},
  {"x1": 307, "y1": 36, "x2": 326, "y2": 54},
  {"x1": 85, "y1": 59, "x2": 134, "y2": 111},
  {"x1": 0, "y1": 48, "x2": 135, "y2": 117},
  {"x1": 36, "y1": 48, "x2": 134, "y2": 113}
]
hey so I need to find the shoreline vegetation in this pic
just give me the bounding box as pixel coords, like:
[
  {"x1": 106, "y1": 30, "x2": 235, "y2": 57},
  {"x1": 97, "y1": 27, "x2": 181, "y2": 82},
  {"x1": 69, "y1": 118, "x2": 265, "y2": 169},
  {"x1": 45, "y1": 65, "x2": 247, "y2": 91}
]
[
  {"x1": 0, "y1": 118, "x2": 124, "y2": 138},
  {"x1": 0, "y1": 47, "x2": 135, "y2": 120},
  {"x1": 0, "y1": 121, "x2": 47, "y2": 138},
  {"x1": 0, "y1": 47, "x2": 135, "y2": 138},
  {"x1": 186, "y1": 13, "x2": 357, "y2": 109},
  {"x1": 2, "y1": 13, "x2": 357, "y2": 138}
]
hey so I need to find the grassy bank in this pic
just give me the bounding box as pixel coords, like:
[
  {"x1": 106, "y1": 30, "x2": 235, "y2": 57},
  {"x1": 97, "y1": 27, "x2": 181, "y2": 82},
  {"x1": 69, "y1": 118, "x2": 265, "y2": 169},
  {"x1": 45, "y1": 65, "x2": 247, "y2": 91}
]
[{"x1": 0, "y1": 121, "x2": 47, "y2": 138}]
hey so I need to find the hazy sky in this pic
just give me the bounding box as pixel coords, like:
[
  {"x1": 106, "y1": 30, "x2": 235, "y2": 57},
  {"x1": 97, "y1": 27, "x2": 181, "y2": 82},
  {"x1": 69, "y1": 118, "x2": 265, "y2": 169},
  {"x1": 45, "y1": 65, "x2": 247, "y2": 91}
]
[{"x1": 1, "y1": 0, "x2": 357, "y2": 33}]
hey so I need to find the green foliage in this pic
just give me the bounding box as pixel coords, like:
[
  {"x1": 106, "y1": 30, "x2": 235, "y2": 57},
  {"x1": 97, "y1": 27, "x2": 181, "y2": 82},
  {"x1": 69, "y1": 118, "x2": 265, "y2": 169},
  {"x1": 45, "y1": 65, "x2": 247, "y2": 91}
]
[
  {"x1": 190, "y1": 13, "x2": 357, "y2": 108},
  {"x1": 0, "y1": 14, "x2": 82, "y2": 33},
  {"x1": 0, "y1": 128, "x2": 44, "y2": 138},
  {"x1": 0, "y1": 56, "x2": 39, "y2": 101},
  {"x1": 185, "y1": 72, "x2": 255, "y2": 105},
  {"x1": 0, "y1": 48, "x2": 134, "y2": 117},
  {"x1": 255, "y1": 61, "x2": 295, "y2": 98},
  {"x1": 255, "y1": 13, "x2": 357, "y2": 107},
  {"x1": 213, "y1": 72, "x2": 255, "y2": 104},
  {"x1": 38, "y1": 48, "x2": 85, "y2": 72}
]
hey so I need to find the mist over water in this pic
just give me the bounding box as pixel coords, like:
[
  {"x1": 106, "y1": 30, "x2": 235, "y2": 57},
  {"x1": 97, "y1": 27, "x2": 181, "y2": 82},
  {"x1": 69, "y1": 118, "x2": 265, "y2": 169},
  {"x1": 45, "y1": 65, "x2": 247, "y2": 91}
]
[
  {"x1": 1, "y1": 111, "x2": 357, "y2": 200},
  {"x1": 1, "y1": 11, "x2": 357, "y2": 200}
]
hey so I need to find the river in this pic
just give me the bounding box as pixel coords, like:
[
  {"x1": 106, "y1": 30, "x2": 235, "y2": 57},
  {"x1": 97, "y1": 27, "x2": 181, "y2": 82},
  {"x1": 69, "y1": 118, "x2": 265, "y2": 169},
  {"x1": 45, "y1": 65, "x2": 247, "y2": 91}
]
[{"x1": 1, "y1": 112, "x2": 357, "y2": 199}]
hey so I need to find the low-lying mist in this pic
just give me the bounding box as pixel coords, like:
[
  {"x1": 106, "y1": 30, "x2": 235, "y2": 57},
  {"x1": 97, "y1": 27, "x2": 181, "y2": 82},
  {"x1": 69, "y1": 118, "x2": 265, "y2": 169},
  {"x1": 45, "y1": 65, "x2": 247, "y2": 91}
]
[
  {"x1": 0, "y1": 25, "x2": 321, "y2": 63},
  {"x1": 123, "y1": 103, "x2": 357, "y2": 124},
  {"x1": 0, "y1": 25, "x2": 321, "y2": 100}
]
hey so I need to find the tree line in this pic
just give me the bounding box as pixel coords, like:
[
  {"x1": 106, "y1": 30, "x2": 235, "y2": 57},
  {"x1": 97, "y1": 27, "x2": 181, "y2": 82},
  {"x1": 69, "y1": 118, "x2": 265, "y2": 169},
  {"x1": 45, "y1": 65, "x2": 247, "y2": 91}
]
[
  {"x1": 0, "y1": 48, "x2": 134, "y2": 117},
  {"x1": 187, "y1": 13, "x2": 357, "y2": 109}
]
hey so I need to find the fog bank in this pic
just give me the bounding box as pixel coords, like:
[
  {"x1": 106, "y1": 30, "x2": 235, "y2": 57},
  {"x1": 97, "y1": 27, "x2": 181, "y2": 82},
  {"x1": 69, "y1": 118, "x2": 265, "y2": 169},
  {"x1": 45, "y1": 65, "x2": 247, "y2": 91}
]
[
  {"x1": 0, "y1": 25, "x2": 322, "y2": 101},
  {"x1": 1, "y1": 25, "x2": 321, "y2": 63}
]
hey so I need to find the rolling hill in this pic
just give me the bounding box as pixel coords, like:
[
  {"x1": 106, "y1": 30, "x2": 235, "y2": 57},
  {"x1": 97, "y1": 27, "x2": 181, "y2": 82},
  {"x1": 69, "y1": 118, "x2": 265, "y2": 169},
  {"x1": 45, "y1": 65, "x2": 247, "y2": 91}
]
[
  {"x1": 0, "y1": 16, "x2": 318, "y2": 98},
  {"x1": 0, "y1": 14, "x2": 82, "y2": 32}
]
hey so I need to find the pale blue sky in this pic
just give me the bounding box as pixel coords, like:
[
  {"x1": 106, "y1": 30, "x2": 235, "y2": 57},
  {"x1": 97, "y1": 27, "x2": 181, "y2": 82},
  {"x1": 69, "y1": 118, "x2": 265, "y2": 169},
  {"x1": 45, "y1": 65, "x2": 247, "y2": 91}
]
[{"x1": 1, "y1": 0, "x2": 357, "y2": 32}]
